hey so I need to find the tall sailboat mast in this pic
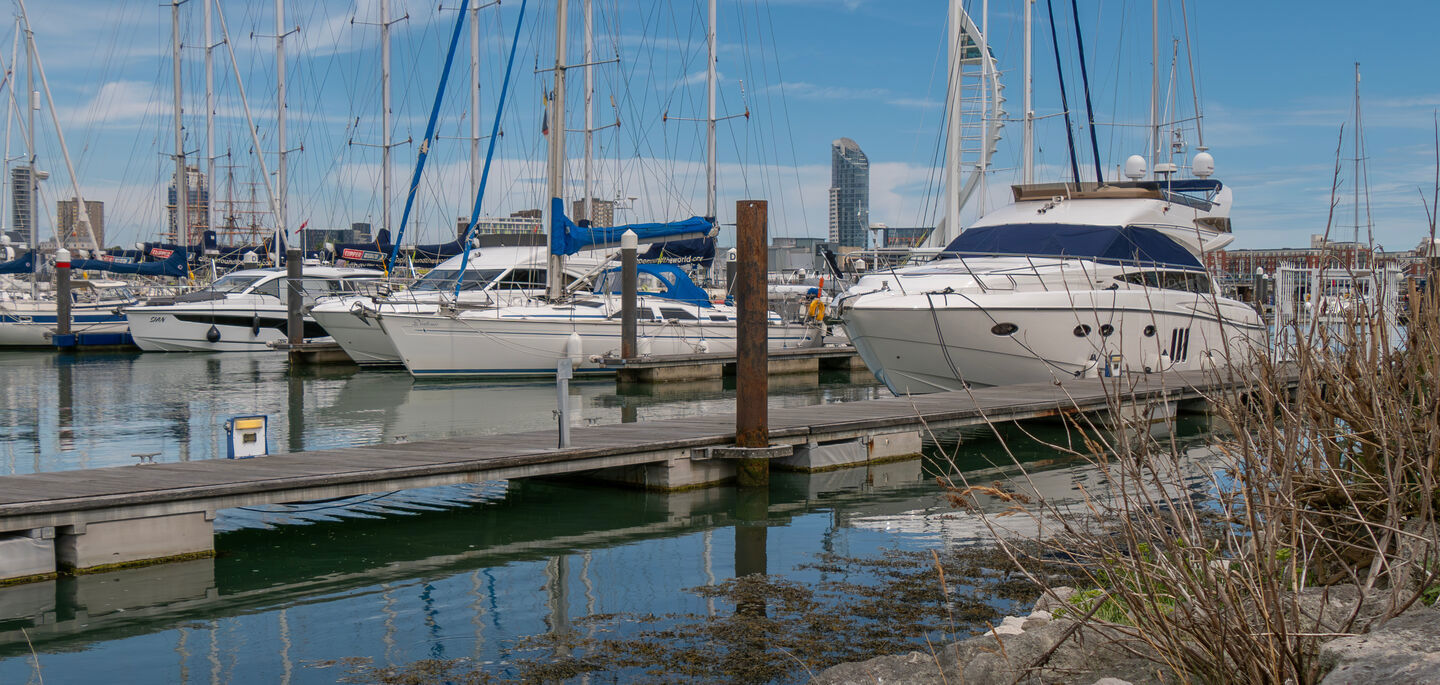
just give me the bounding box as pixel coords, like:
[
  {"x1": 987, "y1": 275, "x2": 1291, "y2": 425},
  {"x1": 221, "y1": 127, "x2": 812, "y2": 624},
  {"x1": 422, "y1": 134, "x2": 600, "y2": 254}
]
[
  {"x1": 470, "y1": 0, "x2": 481, "y2": 201},
  {"x1": 583, "y1": 0, "x2": 593, "y2": 224},
  {"x1": 545, "y1": 0, "x2": 569, "y2": 300},
  {"x1": 275, "y1": 0, "x2": 288, "y2": 259},
  {"x1": 977, "y1": 0, "x2": 988, "y2": 214},
  {"x1": 1353, "y1": 62, "x2": 1363, "y2": 247},
  {"x1": 381, "y1": 0, "x2": 392, "y2": 241},
  {"x1": 1149, "y1": 0, "x2": 1160, "y2": 178},
  {"x1": 24, "y1": 9, "x2": 35, "y2": 291},
  {"x1": 705, "y1": 0, "x2": 717, "y2": 220},
  {"x1": 172, "y1": 0, "x2": 188, "y2": 251},
  {"x1": 1022, "y1": 0, "x2": 1033, "y2": 184},
  {"x1": 943, "y1": 0, "x2": 962, "y2": 243},
  {"x1": 204, "y1": 0, "x2": 215, "y2": 238}
]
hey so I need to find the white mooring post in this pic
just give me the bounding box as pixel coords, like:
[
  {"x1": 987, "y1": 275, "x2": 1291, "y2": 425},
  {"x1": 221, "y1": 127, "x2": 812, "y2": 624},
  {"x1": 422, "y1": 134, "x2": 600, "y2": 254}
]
[{"x1": 556, "y1": 358, "x2": 573, "y2": 448}]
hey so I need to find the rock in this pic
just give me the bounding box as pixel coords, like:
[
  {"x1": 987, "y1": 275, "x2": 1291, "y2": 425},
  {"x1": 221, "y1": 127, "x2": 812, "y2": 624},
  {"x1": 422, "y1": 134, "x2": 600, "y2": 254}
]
[
  {"x1": 1023, "y1": 610, "x2": 1053, "y2": 631},
  {"x1": 1319, "y1": 605, "x2": 1440, "y2": 685},
  {"x1": 810, "y1": 618, "x2": 1170, "y2": 685},
  {"x1": 991, "y1": 615, "x2": 1028, "y2": 636},
  {"x1": 1092, "y1": 679, "x2": 1134, "y2": 685},
  {"x1": 1031, "y1": 586, "x2": 1077, "y2": 614}
]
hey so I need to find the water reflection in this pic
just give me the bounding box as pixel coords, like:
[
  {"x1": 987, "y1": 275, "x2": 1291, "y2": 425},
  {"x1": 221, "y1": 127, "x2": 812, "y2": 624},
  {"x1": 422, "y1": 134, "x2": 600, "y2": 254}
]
[{"x1": 0, "y1": 350, "x2": 883, "y2": 475}]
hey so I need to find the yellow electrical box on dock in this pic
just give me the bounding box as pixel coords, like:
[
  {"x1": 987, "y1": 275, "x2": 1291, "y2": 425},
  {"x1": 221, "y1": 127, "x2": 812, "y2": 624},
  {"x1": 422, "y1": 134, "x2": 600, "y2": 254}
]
[{"x1": 225, "y1": 415, "x2": 269, "y2": 459}]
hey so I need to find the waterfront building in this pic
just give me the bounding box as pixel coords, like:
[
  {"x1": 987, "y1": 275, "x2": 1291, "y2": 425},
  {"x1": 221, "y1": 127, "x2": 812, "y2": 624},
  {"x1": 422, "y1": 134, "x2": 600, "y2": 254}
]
[
  {"x1": 9, "y1": 167, "x2": 33, "y2": 246},
  {"x1": 57, "y1": 198, "x2": 105, "y2": 250},
  {"x1": 166, "y1": 165, "x2": 210, "y2": 245},
  {"x1": 829, "y1": 138, "x2": 869, "y2": 248},
  {"x1": 456, "y1": 215, "x2": 544, "y2": 240},
  {"x1": 571, "y1": 198, "x2": 615, "y2": 227}
]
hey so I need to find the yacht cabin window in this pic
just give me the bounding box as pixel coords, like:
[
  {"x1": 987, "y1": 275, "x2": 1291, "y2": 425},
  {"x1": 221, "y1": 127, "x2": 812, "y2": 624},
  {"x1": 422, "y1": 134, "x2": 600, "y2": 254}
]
[
  {"x1": 657, "y1": 307, "x2": 698, "y2": 321},
  {"x1": 1116, "y1": 270, "x2": 1212, "y2": 294}
]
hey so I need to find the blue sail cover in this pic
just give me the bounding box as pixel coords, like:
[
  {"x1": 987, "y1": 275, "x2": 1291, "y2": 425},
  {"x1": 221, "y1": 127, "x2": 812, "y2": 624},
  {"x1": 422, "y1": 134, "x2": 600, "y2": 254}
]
[
  {"x1": 638, "y1": 237, "x2": 716, "y2": 268},
  {"x1": 938, "y1": 224, "x2": 1203, "y2": 269},
  {"x1": 0, "y1": 251, "x2": 34, "y2": 274},
  {"x1": 71, "y1": 249, "x2": 189, "y2": 277},
  {"x1": 595, "y1": 263, "x2": 712, "y2": 308},
  {"x1": 549, "y1": 197, "x2": 714, "y2": 256}
]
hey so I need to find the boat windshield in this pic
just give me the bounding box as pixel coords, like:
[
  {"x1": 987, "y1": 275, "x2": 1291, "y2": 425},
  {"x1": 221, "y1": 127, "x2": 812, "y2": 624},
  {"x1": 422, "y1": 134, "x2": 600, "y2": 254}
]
[
  {"x1": 208, "y1": 274, "x2": 266, "y2": 293},
  {"x1": 410, "y1": 268, "x2": 506, "y2": 292}
]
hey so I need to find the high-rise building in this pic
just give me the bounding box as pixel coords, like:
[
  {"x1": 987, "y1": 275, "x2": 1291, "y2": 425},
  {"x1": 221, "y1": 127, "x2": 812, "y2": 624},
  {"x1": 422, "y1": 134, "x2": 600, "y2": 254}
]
[
  {"x1": 570, "y1": 198, "x2": 615, "y2": 227},
  {"x1": 10, "y1": 168, "x2": 32, "y2": 246},
  {"x1": 166, "y1": 165, "x2": 210, "y2": 244},
  {"x1": 829, "y1": 138, "x2": 869, "y2": 248},
  {"x1": 57, "y1": 198, "x2": 105, "y2": 249}
]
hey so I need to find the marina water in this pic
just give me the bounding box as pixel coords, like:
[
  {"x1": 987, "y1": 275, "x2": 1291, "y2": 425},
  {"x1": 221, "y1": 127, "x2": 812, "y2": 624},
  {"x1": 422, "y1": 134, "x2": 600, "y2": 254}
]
[{"x1": 0, "y1": 350, "x2": 1210, "y2": 683}]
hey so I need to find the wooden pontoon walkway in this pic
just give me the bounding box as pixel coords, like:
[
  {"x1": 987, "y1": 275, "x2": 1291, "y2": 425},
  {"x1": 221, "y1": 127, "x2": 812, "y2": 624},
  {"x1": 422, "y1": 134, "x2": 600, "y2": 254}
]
[{"x1": 0, "y1": 368, "x2": 1267, "y2": 577}]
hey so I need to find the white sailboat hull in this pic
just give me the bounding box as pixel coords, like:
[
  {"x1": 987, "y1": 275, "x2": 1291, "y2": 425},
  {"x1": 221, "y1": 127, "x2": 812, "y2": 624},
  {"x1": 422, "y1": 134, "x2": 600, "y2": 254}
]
[
  {"x1": 310, "y1": 299, "x2": 438, "y2": 366},
  {"x1": 381, "y1": 311, "x2": 817, "y2": 378}
]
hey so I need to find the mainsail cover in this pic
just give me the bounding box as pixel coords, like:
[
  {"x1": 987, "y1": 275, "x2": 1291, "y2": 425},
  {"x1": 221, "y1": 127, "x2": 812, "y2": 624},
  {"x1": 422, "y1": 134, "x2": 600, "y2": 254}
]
[
  {"x1": 638, "y1": 237, "x2": 716, "y2": 268},
  {"x1": 938, "y1": 224, "x2": 1203, "y2": 269},
  {"x1": 549, "y1": 197, "x2": 714, "y2": 256},
  {"x1": 71, "y1": 249, "x2": 189, "y2": 277},
  {"x1": 0, "y1": 251, "x2": 34, "y2": 274}
]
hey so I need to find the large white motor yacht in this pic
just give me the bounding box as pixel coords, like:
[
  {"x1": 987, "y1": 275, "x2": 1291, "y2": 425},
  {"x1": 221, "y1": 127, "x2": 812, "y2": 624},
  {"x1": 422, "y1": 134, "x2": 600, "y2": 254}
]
[
  {"x1": 125, "y1": 265, "x2": 383, "y2": 352},
  {"x1": 839, "y1": 177, "x2": 1266, "y2": 394},
  {"x1": 309, "y1": 245, "x2": 604, "y2": 367}
]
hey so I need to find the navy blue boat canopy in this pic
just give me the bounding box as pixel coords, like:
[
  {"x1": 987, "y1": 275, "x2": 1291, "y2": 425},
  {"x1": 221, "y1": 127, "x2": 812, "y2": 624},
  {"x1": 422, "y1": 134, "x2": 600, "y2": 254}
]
[
  {"x1": 938, "y1": 224, "x2": 1202, "y2": 269},
  {"x1": 0, "y1": 250, "x2": 34, "y2": 274},
  {"x1": 594, "y1": 263, "x2": 711, "y2": 308}
]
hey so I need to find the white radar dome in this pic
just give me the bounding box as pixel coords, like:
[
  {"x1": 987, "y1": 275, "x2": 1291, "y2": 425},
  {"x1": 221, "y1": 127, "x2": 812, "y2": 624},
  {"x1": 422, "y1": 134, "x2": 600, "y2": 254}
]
[
  {"x1": 1192, "y1": 151, "x2": 1215, "y2": 178},
  {"x1": 1123, "y1": 155, "x2": 1147, "y2": 180}
]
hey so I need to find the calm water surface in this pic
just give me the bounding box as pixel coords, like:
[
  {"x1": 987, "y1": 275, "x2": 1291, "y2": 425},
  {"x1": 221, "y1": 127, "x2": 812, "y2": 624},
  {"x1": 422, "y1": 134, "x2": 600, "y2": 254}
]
[{"x1": 0, "y1": 349, "x2": 1207, "y2": 683}]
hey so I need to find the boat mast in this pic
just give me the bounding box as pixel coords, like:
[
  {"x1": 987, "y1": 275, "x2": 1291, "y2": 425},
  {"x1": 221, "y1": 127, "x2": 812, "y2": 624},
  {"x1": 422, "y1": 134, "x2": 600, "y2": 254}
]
[
  {"x1": 1353, "y1": 62, "x2": 1361, "y2": 247},
  {"x1": 977, "y1": 0, "x2": 988, "y2": 214},
  {"x1": 582, "y1": 0, "x2": 593, "y2": 225},
  {"x1": 545, "y1": 0, "x2": 569, "y2": 300},
  {"x1": 172, "y1": 0, "x2": 188, "y2": 251},
  {"x1": 470, "y1": 0, "x2": 481, "y2": 202},
  {"x1": 204, "y1": 0, "x2": 215, "y2": 239},
  {"x1": 275, "y1": 0, "x2": 288, "y2": 261},
  {"x1": 16, "y1": 0, "x2": 99, "y2": 253},
  {"x1": 1149, "y1": 0, "x2": 1160, "y2": 178},
  {"x1": 25, "y1": 10, "x2": 35, "y2": 291},
  {"x1": 1022, "y1": 0, "x2": 1033, "y2": 184},
  {"x1": 2, "y1": 26, "x2": 16, "y2": 239},
  {"x1": 381, "y1": 0, "x2": 392, "y2": 243},
  {"x1": 943, "y1": 0, "x2": 962, "y2": 243},
  {"x1": 705, "y1": 0, "x2": 716, "y2": 221}
]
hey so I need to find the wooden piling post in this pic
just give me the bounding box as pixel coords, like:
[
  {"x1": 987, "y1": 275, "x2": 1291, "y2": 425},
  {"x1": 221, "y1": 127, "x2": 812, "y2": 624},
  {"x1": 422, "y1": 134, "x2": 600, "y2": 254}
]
[
  {"x1": 735, "y1": 200, "x2": 769, "y2": 487},
  {"x1": 286, "y1": 248, "x2": 303, "y2": 346},
  {"x1": 621, "y1": 229, "x2": 638, "y2": 359},
  {"x1": 55, "y1": 248, "x2": 72, "y2": 337}
]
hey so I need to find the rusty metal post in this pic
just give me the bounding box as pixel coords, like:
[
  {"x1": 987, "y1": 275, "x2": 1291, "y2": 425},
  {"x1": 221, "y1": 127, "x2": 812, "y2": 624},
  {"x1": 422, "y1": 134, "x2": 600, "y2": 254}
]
[
  {"x1": 735, "y1": 200, "x2": 769, "y2": 487},
  {"x1": 54, "y1": 248, "x2": 72, "y2": 337},
  {"x1": 286, "y1": 248, "x2": 304, "y2": 345},
  {"x1": 621, "y1": 229, "x2": 638, "y2": 358}
]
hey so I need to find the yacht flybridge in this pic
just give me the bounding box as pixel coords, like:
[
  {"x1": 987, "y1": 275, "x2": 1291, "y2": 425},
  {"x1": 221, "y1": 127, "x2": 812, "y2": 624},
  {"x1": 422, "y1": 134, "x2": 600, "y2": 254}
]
[{"x1": 838, "y1": 174, "x2": 1266, "y2": 394}]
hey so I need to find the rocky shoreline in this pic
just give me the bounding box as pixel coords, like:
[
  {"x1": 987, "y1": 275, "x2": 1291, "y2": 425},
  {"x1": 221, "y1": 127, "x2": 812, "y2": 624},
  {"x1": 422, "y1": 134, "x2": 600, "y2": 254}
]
[{"x1": 811, "y1": 586, "x2": 1440, "y2": 685}]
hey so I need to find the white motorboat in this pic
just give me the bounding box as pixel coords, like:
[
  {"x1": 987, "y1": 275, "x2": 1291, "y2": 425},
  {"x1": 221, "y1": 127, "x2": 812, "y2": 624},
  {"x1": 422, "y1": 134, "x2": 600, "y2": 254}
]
[
  {"x1": 309, "y1": 245, "x2": 604, "y2": 367},
  {"x1": 125, "y1": 265, "x2": 383, "y2": 352},
  {"x1": 839, "y1": 177, "x2": 1267, "y2": 394},
  {"x1": 381, "y1": 263, "x2": 819, "y2": 378},
  {"x1": 0, "y1": 279, "x2": 139, "y2": 346}
]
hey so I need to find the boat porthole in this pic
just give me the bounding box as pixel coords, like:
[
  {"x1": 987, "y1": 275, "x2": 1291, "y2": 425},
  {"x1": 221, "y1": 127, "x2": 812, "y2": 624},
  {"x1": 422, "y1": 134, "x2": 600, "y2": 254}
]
[
  {"x1": 1099, "y1": 324, "x2": 1114, "y2": 337},
  {"x1": 1072, "y1": 324, "x2": 1091, "y2": 337},
  {"x1": 1143, "y1": 324, "x2": 1156, "y2": 337},
  {"x1": 990, "y1": 322, "x2": 1019, "y2": 336}
]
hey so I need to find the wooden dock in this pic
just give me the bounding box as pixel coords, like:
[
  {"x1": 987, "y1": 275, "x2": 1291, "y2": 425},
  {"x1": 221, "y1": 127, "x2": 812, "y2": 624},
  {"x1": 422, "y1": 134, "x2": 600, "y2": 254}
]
[
  {"x1": 604, "y1": 345, "x2": 866, "y2": 383},
  {"x1": 0, "y1": 368, "x2": 1265, "y2": 580}
]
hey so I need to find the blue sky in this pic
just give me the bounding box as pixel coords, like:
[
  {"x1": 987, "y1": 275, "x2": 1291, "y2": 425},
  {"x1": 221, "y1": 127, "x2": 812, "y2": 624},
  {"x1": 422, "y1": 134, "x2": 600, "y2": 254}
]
[{"x1": 9, "y1": 0, "x2": 1440, "y2": 251}]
